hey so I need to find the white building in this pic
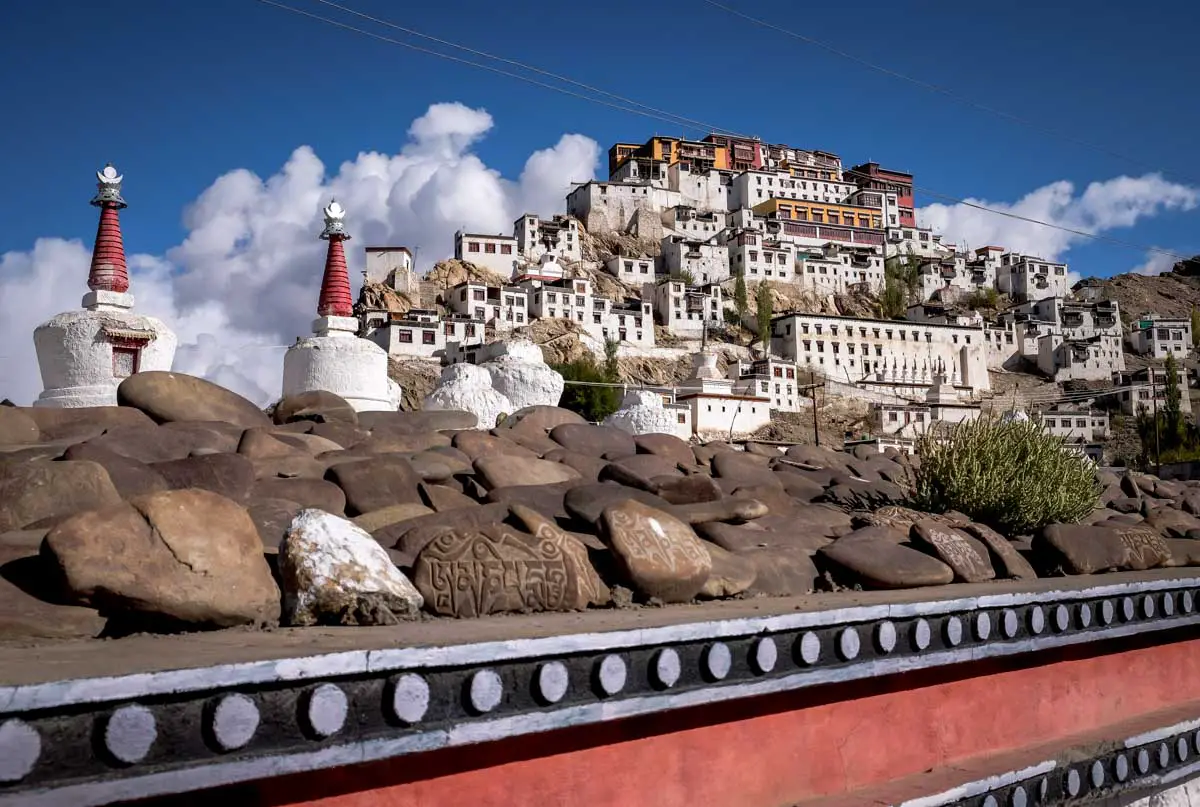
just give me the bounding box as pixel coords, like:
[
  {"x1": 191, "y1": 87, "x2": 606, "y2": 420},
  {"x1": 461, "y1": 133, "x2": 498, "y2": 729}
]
[
  {"x1": 282, "y1": 201, "x2": 398, "y2": 412},
  {"x1": 770, "y1": 312, "x2": 991, "y2": 395},
  {"x1": 523, "y1": 277, "x2": 656, "y2": 348},
  {"x1": 726, "y1": 357, "x2": 806, "y2": 413},
  {"x1": 872, "y1": 363, "x2": 982, "y2": 438},
  {"x1": 1130, "y1": 315, "x2": 1192, "y2": 359},
  {"x1": 662, "y1": 206, "x2": 727, "y2": 239},
  {"x1": 1116, "y1": 366, "x2": 1192, "y2": 416},
  {"x1": 365, "y1": 309, "x2": 487, "y2": 361},
  {"x1": 604, "y1": 253, "x2": 656, "y2": 284},
  {"x1": 996, "y1": 252, "x2": 1071, "y2": 302},
  {"x1": 667, "y1": 164, "x2": 729, "y2": 211},
  {"x1": 676, "y1": 351, "x2": 772, "y2": 437},
  {"x1": 727, "y1": 231, "x2": 795, "y2": 282},
  {"x1": 647, "y1": 279, "x2": 723, "y2": 338},
  {"x1": 454, "y1": 230, "x2": 519, "y2": 278},
  {"x1": 514, "y1": 214, "x2": 582, "y2": 264},
  {"x1": 791, "y1": 244, "x2": 884, "y2": 294},
  {"x1": 729, "y1": 169, "x2": 856, "y2": 211},
  {"x1": 446, "y1": 281, "x2": 530, "y2": 332},
  {"x1": 1035, "y1": 405, "x2": 1110, "y2": 442},
  {"x1": 566, "y1": 180, "x2": 679, "y2": 235},
  {"x1": 363, "y1": 246, "x2": 416, "y2": 290},
  {"x1": 1002, "y1": 297, "x2": 1124, "y2": 381},
  {"x1": 661, "y1": 235, "x2": 730, "y2": 285},
  {"x1": 33, "y1": 165, "x2": 178, "y2": 408}
]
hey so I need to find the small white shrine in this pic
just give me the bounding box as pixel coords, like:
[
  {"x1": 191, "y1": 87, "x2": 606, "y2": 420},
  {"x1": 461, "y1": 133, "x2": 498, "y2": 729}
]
[
  {"x1": 281, "y1": 200, "x2": 400, "y2": 412},
  {"x1": 33, "y1": 165, "x2": 177, "y2": 408}
]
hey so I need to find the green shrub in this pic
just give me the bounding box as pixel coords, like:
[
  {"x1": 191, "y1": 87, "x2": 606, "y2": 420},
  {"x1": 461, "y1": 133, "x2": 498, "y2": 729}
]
[{"x1": 908, "y1": 416, "x2": 1100, "y2": 535}]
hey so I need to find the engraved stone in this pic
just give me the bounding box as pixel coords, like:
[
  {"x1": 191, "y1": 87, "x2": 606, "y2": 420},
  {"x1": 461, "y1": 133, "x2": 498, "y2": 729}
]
[
  {"x1": 838, "y1": 628, "x2": 861, "y2": 660},
  {"x1": 943, "y1": 616, "x2": 963, "y2": 647},
  {"x1": 1091, "y1": 760, "x2": 1105, "y2": 788},
  {"x1": 596, "y1": 654, "x2": 627, "y2": 695},
  {"x1": 1010, "y1": 785, "x2": 1028, "y2": 807},
  {"x1": 469, "y1": 670, "x2": 504, "y2": 713},
  {"x1": 1121, "y1": 596, "x2": 1136, "y2": 621},
  {"x1": 1142, "y1": 594, "x2": 1156, "y2": 619},
  {"x1": 1115, "y1": 753, "x2": 1130, "y2": 782},
  {"x1": 0, "y1": 719, "x2": 40, "y2": 783},
  {"x1": 1137, "y1": 748, "x2": 1151, "y2": 774},
  {"x1": 509, "y1": 504, "x2": 609, "y2": 608},
  {"x1": 913, "y1": 618, "x2": 932, "y2": 650},
  {"x1": 705, "y1": 643, "x2": 732, "y2": 679},
  {"x1": 305, "y1": 684, "x2": 347, "y2": 738},
  {"x1": 1002, "y1": 609, "x2": 1019, "y2": 638},
  {"x1": 413, "y1": 523, "x2": 575, "y2": 617},
  {"x1": 876, "y1": 621, "x2": 897, "y2": 654},
  {"x1": 1178, "y1": 736, "x2": 1190, "y2": 762},
  {"x1": 390, "y1": 674, "x2": 430, "y2": 724},
  {"x1": 797, "y1": 632, "x2": 821, "y2": 665},
  {"x1": 752, "y1": 637, "x2": 778, "y2": 674},
  {"x1": 536, "y1": 662, "x2": 569, "y2": 704},
  {"x1": 1159, "y1": 742, "x2": 1170, "y2": 768},
  {"x1": 1117, "y1": 527, "x2": 1172, "y2": 570},
  {"x1": 105, "y1": 705, "x2": 157, "y2": 764},
  {"x1": 1053, "y1": 604, "x2": 1070, "y2": 632},
  {"x1": 210, "y1": 694, "x2": 259, "y2": 751},
  {"x1": 1078, "y1": 603, "x2": 1093, "y2": 628},
  {"x1": 1028, "y1": 606, "x2": 1045, "y2": 635},
  {"x1": 1162, "y1": 592, "x2": 1175, "y2": 617},
  {"x1": 599, "y1": 500, "x2": 712, "y2": 603},
  {"x1": 911, "y1": 521, "x2": 995, "y2": 582},
  {"x1": 654, "y1": 648, "x2": 681, "y2": 688},
  {"x1": 1101, "y1": 600, "x2": 1116, "y2": 625},
  {"x1": 1066, "y1": 768, "x2": 1081, "y2": 796},
  {"x1": 975, "y1": 612, "x2": 992, "y2": 641}
]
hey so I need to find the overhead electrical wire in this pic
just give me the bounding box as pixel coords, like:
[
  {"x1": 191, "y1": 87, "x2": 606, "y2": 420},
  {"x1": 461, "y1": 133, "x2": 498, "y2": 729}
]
[{"x1": 254, "y1": 0, "x2": 1193, "y2": 264}]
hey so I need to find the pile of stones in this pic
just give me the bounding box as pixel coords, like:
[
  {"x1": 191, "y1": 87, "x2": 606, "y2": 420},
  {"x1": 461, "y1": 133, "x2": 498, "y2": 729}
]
[{"x1": 0, "y1": 370, "x2": 1196, "y2": 639}]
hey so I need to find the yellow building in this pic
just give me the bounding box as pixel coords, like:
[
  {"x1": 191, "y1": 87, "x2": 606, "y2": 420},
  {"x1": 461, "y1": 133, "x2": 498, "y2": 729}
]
[
  {"x1": 607, "y1": 136, "x2": 728, "y2": 176},
  {"x1": 752, "y1": 197, "x2": 882, "y2": 229}
]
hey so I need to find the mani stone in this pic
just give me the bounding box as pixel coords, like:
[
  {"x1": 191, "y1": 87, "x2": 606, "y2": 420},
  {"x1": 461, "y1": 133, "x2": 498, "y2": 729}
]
[
  {"x1": 960, "y1": 522, "x2": 1038, "y2": 580},
  {"x1": 509, "y1": 503, "x2": 609, "y2": 608},
  {"x1": 279, "y1": 509, "x2": 423, "y2": 626},
  {"x1": 911, "y1": 520, "x2": 996, "y2": 583},
  {"x1": 1035, "y1": 524, "x2": 1171, "y2": 574},
  {"x1": 411, "y1": 523, "x2": 577, "y2": 617},
  {"x1": 819, "y1": 539, "x2": 955, "y2": 589},
  {"x1": 599, "y1": 500, "x2": 712, "y2": 603}
]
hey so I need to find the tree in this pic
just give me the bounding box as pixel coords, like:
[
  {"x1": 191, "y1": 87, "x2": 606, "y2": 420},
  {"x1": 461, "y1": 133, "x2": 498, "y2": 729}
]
[
  {"x1": 669, "y1": 268, "x2": 696, "y2": 286},
  {"x1": 554, "y1": 351, "x2": 621, "y2": 423},
  {"x1": 755, "y1": 282, "x2": 774, "y2": 354},
  {"x1": 603, "y1": 337, "x2": 620, "y2": 382},
  {"x1": 880, "y1": 247, "x2": 922, "y2": 319},
  {"x1": 733, "y1": 271, "x2": 748, "y2": 322},
  {"x1": 1164, "y1": 352, "x2": 1183, "y2": 445}
]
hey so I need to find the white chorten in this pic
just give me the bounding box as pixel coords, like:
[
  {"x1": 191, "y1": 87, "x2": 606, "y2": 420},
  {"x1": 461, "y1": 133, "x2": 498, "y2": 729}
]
[
  {"x1": 281, "y1": 200, "x2": 400, "y2": 412},
  {"x1": 33, "y1": 165, "x2": 178, "y2": 408}
]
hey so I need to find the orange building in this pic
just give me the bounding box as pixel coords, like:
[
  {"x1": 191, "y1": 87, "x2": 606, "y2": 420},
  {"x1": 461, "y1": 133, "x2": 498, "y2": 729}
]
[{"x1": 752, "y1": 197, "x2": 882, "y2": 229}]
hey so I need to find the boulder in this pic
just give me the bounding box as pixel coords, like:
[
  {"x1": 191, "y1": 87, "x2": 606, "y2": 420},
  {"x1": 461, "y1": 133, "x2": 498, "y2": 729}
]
[
  {"x1": 418, "y1": 483, "x2": 479, "y2": 512},
  {"x1": 550, "y1": 423, "x2": 637, "y2": 459},
  {"x1": 0, "y1": 546, "x2": 108, "y2": 639},
  {"x1": 0, "y1": 461, "x2": 122, "y2": 533},
  {"x1": 499, "y1": 405, "x2": 585, "y2": 432},
  {"x1": 740, "y1": 547, "x2": 818, "y2": 596},
  {"x1": 698, "y1": 542, "x2": 758, "y2": 599},
  {"x1": 0, "y1": 408, "x2": 39, "y2": 446},
  {"x1": 150, "y1": 453, "x2": 256, "y2": 502},
  {"x1": 1034, "y1": 524, "x2": 1171, "y2": 574},
  {"x1": 510, "y1": 504, "x2": 609, "y2": 608},
  {"x1": 326, "y1": 456, "x2": 423, "y2": 515},
  {"x1": 653, "y1": 474, "x2": 723, "y2": 505},
  {"x1": 358, "y1": 410, "x2": 478, "y2": 433},
  {"x1": 671, "y1": 497, "x2": 769, "y2": 526},
  {"x1": 251, "y1": 477, "x2": 346, "y2": 515},
  {"x1": 819, "y1": 538, "x2": 955, "y2": 589},
  {"x1": 352, "y1": 503, "x2": 436, "y2": 533},
  {"x1": 959, "y1": 522, "x2": 1038, "y2": 580},
  {"x1": 273, "y1": 390, "x2": 359, "y2": 426},
  {"x1": 246, "y1": 498, "x2": 304, "y2": 550},
  {"x1": 82, "y1": 424, "x2": 195, "y2": 464},
  {"x1": 278, "y1": 509, "x2": 423, "y2": 626},
  {"x1": 634, "y1": 432, "x2": 695, "y2": 467},
  {"x1": 117, "y1": 371, "x2": 270, "y2": 429},
  {"x1": 62, "y1": 443, "x2": 170, "y2": 499},
  {"x1": 20, "y1": 405, "x2": 154, "y2": 441},
  {"x1": 474, "y1": 454, "x2": 581, "y2": 489},
  {"x1": 599, "y1": 500, "x2": 712, "y2": 603},
  {"x1": 42, "y1": 489, "x2": 280, "y2": 628},
  {"x1": 452, "y1": 430, "x2": 538, "y2": 461},
  {"x1": 564, "y1": 482, "x2": 673, "y2": 526},
  {"x1": 910, "y1": 521, "x2": 995, "y2": 583}
]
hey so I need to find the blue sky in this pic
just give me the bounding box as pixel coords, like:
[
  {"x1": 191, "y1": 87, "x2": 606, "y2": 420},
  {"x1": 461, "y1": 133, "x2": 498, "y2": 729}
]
[{"x1": 2, "y1": 0, "x2": 1198, "y2": 275}]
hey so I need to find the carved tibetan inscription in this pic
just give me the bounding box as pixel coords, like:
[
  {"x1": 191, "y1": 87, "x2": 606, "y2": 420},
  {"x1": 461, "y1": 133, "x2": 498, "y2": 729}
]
[
  {"x1": 1116, "y1": 527, "x2": 1171, "y2": 571},
  {"x1": 912, "y1": 521, "x2": 995, "y2": 583},
  {"x1": 600, "y1": 499, "x2": 712, "y2": 603},
  {"x1": 412, "y1": 525, "x2": 574, "y2": 617}
]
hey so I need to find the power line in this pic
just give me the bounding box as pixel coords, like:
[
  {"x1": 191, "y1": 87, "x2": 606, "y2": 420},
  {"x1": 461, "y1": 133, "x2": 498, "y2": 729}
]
[
  {"x1": 253, "y1": 0, "x2": 1191, "y2": 264},
  {"x1": 702, "y1": 0, "x2": 1196, "y2": 187},
  {"x1": 253, "y1": 0, "x2": 742, "y2": 136},
  {"x1": 307, "y1": 0, "x2": 746, "y2": 139}
]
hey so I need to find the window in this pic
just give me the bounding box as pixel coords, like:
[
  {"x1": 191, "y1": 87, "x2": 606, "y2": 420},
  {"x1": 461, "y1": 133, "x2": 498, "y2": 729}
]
[
  {"x1": 1076, "y1": 419, "x2": 1087, "y2": 428},
  {"x1": 422, "y1": 331, "x2": 435, "y2": 345},
  {"x1": 501, "y1": 244, "x2": 512, "y2": 254},
  {"x1": 473, "y1": 289, "x2": 485, "y2": 301},
  {"x1": 1045, "y1": 419, "x2": 1056, "y2": 428},
  {"x1": 677, "y1": 413, "x2": 686, "y2": 424},
  {"x1": 398, "y1": 329, "x2": 413, "y2": 343},
  {"x1": 468, "y1": 241, "x2": 480, "y2": 253},
  {"x1": 485, "y1": 243, "x2": 496, "y2": 254},
  {"x1": 112, "y1": 346, "x2": 139, "y2": 377}
]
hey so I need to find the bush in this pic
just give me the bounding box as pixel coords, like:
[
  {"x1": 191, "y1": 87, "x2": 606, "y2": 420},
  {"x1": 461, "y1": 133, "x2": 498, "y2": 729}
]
[{"x1": 908, "y1": 416, "x2": 1100, "y2": 535}]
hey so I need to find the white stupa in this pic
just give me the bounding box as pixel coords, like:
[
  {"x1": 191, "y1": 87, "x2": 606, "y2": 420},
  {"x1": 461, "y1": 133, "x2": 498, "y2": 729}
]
[
  {"x1": 281, "y1": 200, "x2": 400, "y2": 412},
  {"x1": 33, "y1": 164, "x2": 178, "y2": 407}
]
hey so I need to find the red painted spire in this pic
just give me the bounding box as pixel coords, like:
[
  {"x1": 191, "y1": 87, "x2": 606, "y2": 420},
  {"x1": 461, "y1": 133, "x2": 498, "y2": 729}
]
[
  {"x1": 316, "y1": 199, "x2": 353, "y2": 318},
  {"x1": 88, "y1": 164, "x2": 130, "y2": 294}
]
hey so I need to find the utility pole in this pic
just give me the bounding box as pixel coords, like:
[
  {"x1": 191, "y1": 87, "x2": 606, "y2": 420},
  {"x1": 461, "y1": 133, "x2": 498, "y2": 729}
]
[
  {"x1": 1151, "y1": 372, "x2": 1162, "y2": 476},
  {"x1": 810, "y1": 369, "x2": 820, "y2": 446}
]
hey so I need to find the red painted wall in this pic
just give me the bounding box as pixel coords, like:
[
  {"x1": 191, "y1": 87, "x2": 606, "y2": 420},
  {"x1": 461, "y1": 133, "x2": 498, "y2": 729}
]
[{"x1": 198, "y1": 634, "x2": 1200, "y2": 807}]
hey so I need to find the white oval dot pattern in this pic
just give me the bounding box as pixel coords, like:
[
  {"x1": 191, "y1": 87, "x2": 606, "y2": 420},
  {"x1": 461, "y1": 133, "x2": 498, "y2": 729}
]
[
  {"x1": 838, "y1": 628, "x2": 860, "y2": 661},
  {"x1": 1002, "y1": 609, "x2": 1019, "y2": 638},
  {"x1": 654, "y1": 648, "x2": 681, "y2": 688},
  {"x1": 876, "y1": 621, "x2": 897, "y2": 654},
  {"x1": 752, "y1": 638, "x2": 778, "y2": 674},
  {"x1": 469, "y1": 670, "x2": 504, "y2": 713},
  {"x1": 943, "y1": 616, "x2": 963, "y2": 647},
  {"x1": 913, "y1": 619, "x2": 932, "y2": 650},
  {"x1": 0, "y1": 719, "x2": 40, "y2": 783},
  {"x1": 798, "y1": 632, "x2": 821, "y2": 665},
  {"x1": 1078, "y1": 602, "x2": 1093, "y2": 628},
  {"x1": 210, "y1": 694, "x2": 259, "y2": 751},
  {"x1": 1028, "y1": 606, "x2": 1046, "y2": 635},
  {"x1": 536, "y1": 663, "x2": 569, "y2": 705},
  {"x1": 1101, "y1": 600, "x2": 1116, "y2": 625},
  {"x1": 975, "y1": 612, "x2": 991, "y2": 641},
  {"x1": 1053, "y1": 605, "x2": 1070, "y2": 632},
  {"x1": 705, "y1": 643, "x2": 732, "y2": 680},
  {"x1": 306, "y1": 684, "x2": 348, "y2": 738},
  {"x1": 597, "y1": 655, "x2": 627, "y2": 695},
  {"x1": 105, "y1": 705, "x2": 157, "y2": 765},
  {"x1": 1090, "y1": 760, "x2": 1105, "y2": 788},
  {"x1": 391, "y1": 674, "x2": 431, "y2": 724}
]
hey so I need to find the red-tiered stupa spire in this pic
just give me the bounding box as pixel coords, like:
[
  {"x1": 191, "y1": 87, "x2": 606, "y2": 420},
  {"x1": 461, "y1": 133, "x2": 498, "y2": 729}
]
[
  {"x1": 317, "y1": 199, "x2": 353, "y2": 318},
  {"x1": 88, "y1": 164, "x2": 130, "y2": 294}
]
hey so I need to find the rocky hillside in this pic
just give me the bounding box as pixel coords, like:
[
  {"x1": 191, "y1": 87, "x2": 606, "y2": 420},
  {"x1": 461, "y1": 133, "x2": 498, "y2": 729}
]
[{"x1": 1080, "y1": 257, "x2": 1200, "y2": 322}]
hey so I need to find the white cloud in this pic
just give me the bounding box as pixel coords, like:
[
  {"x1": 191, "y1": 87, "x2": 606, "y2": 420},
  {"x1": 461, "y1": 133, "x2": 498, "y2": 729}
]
[
  {"x1": 1130, "y1": 250, "x2": 1178, "y2": 276},
  {"x1": 918, "y1": 174, "x2": 1198, "y2": 261},
  {"x1": 0, "y1": 102, "x2": 599, "y2": 407}
]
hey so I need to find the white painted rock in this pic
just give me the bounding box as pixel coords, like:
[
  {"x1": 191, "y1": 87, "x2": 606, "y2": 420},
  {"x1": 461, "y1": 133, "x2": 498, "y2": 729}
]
[
  {"x1": 604, "y1": 389, "x2": 680, "y2": 437},
  {"x1": 424, "y1": 364, "x2": 514, "y2": 430},
  {"x1": 484, "y1": 339, "x2": 564, "y2": 411},
  {"x1": 278, "y1": 509, "x2": 423, "y2": 626}
]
